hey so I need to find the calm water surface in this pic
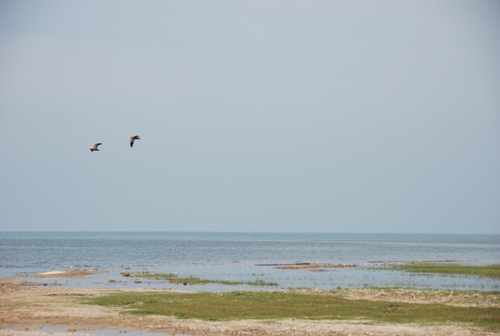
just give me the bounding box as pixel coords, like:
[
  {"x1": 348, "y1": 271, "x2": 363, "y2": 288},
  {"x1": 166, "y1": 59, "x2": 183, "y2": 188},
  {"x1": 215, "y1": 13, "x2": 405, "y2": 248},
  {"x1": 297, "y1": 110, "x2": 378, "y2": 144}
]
[{"x1": 1, "y1": 232, "x2": 499, "y2": 291}]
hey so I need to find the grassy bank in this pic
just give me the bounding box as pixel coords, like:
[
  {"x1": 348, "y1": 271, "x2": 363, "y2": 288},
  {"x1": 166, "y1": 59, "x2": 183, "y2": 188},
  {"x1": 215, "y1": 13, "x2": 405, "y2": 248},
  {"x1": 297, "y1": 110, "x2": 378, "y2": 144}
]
[
  {"x1": 82, "y1": 290, "x2": 500, "y2": 331},
  {"x1": 127, "y1": 272, "x2": 278, "y2": 287},
  {"x1": 388, "y1": 263, "x2": 500, "y2": 278}
]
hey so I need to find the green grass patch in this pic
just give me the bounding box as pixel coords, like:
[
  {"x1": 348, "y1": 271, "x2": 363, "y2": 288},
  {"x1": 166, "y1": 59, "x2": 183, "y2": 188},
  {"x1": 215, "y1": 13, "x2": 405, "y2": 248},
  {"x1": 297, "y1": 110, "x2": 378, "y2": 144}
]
[
  {"x1": 388, "y1": 263, "x2": 500, "y2": 278},
  {"x1": 127, "y1": 272, "x2": 278, "y2": 287},
  {"x1": 82, "y1": 290, "x2": 500, "y2": 331}
]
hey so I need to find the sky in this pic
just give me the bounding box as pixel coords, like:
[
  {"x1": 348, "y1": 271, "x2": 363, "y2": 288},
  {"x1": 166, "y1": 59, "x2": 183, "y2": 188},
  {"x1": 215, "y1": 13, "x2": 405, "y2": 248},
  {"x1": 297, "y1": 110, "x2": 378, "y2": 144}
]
[{"x1": 0, "y1": 0, "x2": 499, "y2": 234}]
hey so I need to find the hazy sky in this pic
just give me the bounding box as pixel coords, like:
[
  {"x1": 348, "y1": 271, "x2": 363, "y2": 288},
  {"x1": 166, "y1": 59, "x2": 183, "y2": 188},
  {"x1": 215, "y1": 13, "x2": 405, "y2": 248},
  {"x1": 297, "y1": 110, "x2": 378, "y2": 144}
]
[{"x1": 1, "y1": 0, "x2": 499, "y2": 233}]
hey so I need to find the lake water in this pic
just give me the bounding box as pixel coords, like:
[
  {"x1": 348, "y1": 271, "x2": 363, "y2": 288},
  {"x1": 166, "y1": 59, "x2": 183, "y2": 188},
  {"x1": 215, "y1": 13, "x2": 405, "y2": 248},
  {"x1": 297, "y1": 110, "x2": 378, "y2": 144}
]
[{"x1": 1, "y1": 231, "x2": 499, "y2": 291}]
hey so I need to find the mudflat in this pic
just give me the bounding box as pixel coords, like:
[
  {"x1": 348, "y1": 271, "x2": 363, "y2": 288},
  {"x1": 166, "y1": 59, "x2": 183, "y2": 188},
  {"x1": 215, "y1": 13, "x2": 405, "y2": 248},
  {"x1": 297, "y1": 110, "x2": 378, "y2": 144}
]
[{"x1": 1, "y1": 276, "x2": 499, "y2": 336}]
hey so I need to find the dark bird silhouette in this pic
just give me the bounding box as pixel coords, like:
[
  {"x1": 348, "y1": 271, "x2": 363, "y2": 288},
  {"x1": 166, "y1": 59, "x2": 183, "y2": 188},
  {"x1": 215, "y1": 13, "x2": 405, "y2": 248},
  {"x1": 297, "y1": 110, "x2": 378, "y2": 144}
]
[
  {"x1": 89, "y1": 143, "x2": 102, "y2": 152},
  {"x1": 129, "y1": 135, "x2": 140, "y2": 147}
]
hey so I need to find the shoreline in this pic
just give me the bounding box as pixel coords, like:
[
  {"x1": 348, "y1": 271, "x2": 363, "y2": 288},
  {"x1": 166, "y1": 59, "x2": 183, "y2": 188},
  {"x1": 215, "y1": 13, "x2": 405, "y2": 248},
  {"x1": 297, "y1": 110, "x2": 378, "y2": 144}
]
[{"x1": 1, "y1": 274, "x2": 500, "y2": 336}]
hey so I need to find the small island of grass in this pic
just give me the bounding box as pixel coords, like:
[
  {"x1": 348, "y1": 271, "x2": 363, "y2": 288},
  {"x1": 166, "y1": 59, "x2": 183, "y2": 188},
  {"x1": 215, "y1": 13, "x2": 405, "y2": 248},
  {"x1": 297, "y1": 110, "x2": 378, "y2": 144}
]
[
  {"x1": 387, "y1": 262, "x2": 500, "y2": 279},
  {"x1": 125, "y1": 271, "x2": 278, "y2": 287}
]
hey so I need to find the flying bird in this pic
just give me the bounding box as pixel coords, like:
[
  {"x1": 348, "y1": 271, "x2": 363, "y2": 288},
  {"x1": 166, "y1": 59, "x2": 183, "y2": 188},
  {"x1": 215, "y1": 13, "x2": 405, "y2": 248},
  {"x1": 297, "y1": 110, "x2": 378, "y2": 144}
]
[
  {"x1": 89, "y1": 143, "x2": 102, "y2": 152},
  {"x1": 129, "y1": 135, "x2": 141, "y2": 147}
]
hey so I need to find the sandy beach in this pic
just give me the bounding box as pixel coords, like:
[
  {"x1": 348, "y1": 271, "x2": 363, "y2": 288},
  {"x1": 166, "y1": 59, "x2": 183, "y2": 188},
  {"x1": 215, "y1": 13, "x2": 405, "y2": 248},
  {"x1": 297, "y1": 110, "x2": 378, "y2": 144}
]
[{"x1": 1, "y1": 273, "x2": 499, "y2": 336}]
